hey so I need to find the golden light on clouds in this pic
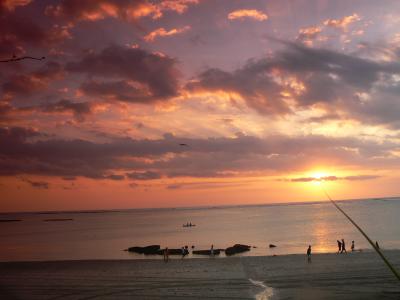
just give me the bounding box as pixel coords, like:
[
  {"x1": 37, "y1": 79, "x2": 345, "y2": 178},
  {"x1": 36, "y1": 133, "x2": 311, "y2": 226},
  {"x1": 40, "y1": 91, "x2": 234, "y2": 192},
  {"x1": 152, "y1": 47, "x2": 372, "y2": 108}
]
[{"x1": 228, "y1": 9, "x2": 268, "y2": 21}]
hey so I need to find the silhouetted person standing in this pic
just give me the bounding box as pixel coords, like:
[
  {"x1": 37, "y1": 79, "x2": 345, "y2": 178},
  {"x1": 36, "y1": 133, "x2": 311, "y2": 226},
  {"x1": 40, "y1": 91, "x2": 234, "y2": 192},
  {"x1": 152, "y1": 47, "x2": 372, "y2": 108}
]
[
  {"x1": 163, "y1": 247, "x2": 169, "y2": 262},
  {"x1": 351, "y1": 240, "x2": 355, "y2": 252},
  {"x1": 341, "y1": 239, "x2": 347, "y2": 253},
  {"x1": 307, "y1": 245, "x2": 312, "y2": 263},
  {"x1": 337, "y1": 240, "x2": 342, "y2": 254}
]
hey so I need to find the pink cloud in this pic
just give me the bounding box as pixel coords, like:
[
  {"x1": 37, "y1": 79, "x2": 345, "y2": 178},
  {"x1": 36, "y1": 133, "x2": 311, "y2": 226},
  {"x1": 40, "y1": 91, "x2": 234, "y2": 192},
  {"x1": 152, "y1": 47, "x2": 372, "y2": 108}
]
[
  {"x1": 144, "y1": 26, "x2": 191, "y2": 42},
  {"x1": 323, "y1": 13, "x2": 361, "y2": 31},
  {"x1": 228, "y1": 9, "x2": 268, "y2": 21}
]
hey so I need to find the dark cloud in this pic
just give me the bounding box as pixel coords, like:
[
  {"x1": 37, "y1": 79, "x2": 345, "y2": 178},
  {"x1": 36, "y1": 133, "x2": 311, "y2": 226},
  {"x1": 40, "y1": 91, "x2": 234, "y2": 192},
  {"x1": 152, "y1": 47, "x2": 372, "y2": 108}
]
[
  {"x1": 188, "y1": 42, "x2": 400, "y2": 123},
  {"x1": 41, "y1": 99, "x2": 93, "y2": 121},
  {"x1": 80, "y1": 80, "x2": 156, "y2": 103},
  {"x1": 67, "y1": 45, "x2": 180, "y2": 101},
  {"x1": 103, "y1": 174, "x2": 125, "y2": 180},
  {"x1": 187, "y1": 66, "x2": 288, "y2": 115},
  {"x1": 0, "y1": 126, "x2": 398, "y2": 180},
  {"x1": 126, "y1": 171, "x2": 162, "y2": 180},
  {"x1": 20, "y1": 177, "x2": 49, "y2": 189},
  {"x1": 2, "y1": 61, "x2": 63, "y2": 97}
]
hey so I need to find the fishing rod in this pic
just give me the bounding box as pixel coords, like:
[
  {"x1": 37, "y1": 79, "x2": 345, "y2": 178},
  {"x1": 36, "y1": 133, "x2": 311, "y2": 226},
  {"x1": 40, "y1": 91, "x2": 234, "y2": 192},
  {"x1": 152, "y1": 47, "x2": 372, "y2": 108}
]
[{"x1": 322, "y1": 187, "x2": 400, "y2": 281}]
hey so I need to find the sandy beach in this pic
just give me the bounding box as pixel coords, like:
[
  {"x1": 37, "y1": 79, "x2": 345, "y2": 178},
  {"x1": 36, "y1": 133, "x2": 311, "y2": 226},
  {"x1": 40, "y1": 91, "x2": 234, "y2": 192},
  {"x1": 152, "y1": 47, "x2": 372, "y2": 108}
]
[{"x1": 1, "y1": 250, "x2": 400, "y2": 299}]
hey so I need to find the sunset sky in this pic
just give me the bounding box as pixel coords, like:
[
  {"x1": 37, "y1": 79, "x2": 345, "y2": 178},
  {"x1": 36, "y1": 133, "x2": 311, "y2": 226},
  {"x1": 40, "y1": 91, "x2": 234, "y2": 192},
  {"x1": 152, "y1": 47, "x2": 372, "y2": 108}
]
[{"x1": 1, "y1": 0, "x2": 400, "y2": 212}]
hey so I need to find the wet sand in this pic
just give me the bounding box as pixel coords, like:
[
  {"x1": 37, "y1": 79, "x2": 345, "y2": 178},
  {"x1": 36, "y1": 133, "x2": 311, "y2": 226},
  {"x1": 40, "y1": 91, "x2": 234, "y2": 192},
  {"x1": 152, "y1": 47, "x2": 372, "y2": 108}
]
[{"x1": 1, "y1": 251, "x2": 400, "y2": 299}]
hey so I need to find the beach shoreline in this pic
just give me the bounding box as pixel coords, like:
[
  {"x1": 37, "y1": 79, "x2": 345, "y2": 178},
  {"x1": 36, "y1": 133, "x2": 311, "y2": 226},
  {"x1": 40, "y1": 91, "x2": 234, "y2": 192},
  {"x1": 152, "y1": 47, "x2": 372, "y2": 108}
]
[{"x1": 1, "y1": 251, "x2": 400, "y2": 299}]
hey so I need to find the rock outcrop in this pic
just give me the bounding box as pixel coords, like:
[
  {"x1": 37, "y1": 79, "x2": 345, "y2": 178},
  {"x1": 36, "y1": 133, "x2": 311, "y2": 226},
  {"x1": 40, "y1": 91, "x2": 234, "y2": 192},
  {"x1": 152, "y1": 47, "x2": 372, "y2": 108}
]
[
  {"x1": 192, "y1": 249, "x2": 221, "y2": 255},
  {"x1": 225, "y1": 244, "x2": 251, "y2": 256},
  {"x1": 126, "y1": 245, "x2": 160, "y2": 254}
]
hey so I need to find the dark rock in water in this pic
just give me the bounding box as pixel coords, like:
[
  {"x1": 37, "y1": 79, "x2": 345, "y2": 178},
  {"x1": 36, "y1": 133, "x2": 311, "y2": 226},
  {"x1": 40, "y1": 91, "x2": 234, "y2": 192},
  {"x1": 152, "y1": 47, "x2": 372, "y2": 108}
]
[
  {"x1": 269, "y1": 244, "x2": 277, "y2": 248},
  {"x1": 127, "y1": 245, "x2": 160, "y2": 254},
  {"x1": 192, "y1": 249, "x2": 221, "y2": 255},
  {"x1": 156, "y1": 248, "x2": 184, "y2": 255},
  {"x1": 225, "y1": 244, "x2": 251, "y2": 256}
]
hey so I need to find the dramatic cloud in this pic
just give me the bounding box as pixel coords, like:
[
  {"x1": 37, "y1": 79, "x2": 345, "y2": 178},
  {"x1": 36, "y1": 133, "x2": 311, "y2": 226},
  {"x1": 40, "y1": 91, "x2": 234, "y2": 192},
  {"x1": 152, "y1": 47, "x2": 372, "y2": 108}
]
[
  {"x1": 67, "y1": 45, "x2": 180, "y2": 101},
  {"x1": 144, "y1": 26, "x2": 190, "y2": 42},
  {"x1": 188, "y1": 41, "x2": 400, "y2": 121},
  {"x1": 0, "y1": 126, "x2": 398, "y2": 180},
  {"x1": 228, "y1": 9, "x2": 268, "y2": 21}
]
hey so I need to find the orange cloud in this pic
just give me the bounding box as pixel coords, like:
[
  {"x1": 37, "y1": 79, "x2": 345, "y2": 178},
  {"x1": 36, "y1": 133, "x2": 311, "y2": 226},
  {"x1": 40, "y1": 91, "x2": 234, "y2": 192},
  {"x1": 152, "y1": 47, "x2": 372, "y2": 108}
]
[
  {"x1": 297, "y1": 26, "x2": 322, "y2": 46},
  {"x1": 228, "y1": 9, "x2": 268, "y2": 21},
  {"x1": 298, "y1": 26, "x2": 322, "y2": 39},
  {"x1": 323, "y1": 13, "x2": 361, "y2": 31},
  {"x1": 1, "y1": 0, "x2": 32, "y2": 11},
  {"x1": 46, "y1": 0, "x2": 199, "y2": 22},
  {"x1": 158, "y1": 0, "x2": 199, "y2": 14},
  {"x1": 144, "y1": 26, "x2": 191, "y2": 42}
]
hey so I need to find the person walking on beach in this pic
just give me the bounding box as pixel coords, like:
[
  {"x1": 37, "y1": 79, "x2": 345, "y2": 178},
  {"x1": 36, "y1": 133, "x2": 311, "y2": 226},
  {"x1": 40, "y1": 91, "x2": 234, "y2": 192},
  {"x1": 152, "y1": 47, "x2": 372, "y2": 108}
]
[
  {"x1": 351, "y1": 240, "x2": 355, "y2": 252},
  {"x1": 341, "y1": 239, "x2": 347, "y2": 253},
  {"x1": 307, "y1": 245, "x2": 312, "y2": 263},
  {"x1": 337, "y1": 240, "x2": 342, "y2": 254},
  {"x1": 210, "y1": 244, "x2": 214, "y2": 257},
  {"x1": 181, "y1": 247, "x2": 186, "y2": 259},
  {"x1": 163, "y1": 247, "x2": 169, "y2": 262}
]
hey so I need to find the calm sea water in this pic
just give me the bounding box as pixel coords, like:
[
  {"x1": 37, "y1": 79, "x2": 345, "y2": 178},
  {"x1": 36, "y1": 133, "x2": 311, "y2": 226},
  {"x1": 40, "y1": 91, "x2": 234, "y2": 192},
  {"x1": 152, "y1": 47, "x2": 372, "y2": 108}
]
[{"x1": 1, "y1": 198, "x2": 400, "y2": 261}]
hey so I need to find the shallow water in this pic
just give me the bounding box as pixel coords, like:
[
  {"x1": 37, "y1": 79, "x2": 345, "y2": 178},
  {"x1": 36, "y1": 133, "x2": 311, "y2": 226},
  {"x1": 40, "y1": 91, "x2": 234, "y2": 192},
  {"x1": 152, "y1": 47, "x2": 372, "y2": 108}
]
[{"x1": 1, "y1": 198, "x2": 400, "y2": 261}]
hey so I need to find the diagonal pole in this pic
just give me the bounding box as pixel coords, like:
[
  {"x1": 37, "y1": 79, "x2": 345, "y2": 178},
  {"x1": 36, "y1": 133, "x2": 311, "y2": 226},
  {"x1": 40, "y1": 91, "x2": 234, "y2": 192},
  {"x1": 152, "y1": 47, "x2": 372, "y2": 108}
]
[{"x1": 322, "y1": 187, "x2": 400, "y2": 281}]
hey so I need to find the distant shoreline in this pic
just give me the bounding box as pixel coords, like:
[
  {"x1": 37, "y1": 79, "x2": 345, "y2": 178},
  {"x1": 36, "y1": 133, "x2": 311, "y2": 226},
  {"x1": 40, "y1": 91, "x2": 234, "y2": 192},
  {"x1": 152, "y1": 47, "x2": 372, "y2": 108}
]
[{"x1": 1, "y1": 195, "x2": 399, "y2": 215}]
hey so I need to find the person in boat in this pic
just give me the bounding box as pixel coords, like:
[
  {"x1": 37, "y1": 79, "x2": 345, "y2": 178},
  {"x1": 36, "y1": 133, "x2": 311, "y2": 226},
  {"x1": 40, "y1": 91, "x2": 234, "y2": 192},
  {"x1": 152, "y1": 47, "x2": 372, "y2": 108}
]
[
  {"x1": 337, "y1": 240, "x2": 342, "y2": 254},
  {"x1": 307, "y1": 245, "x2": 312, "y2": 263},
  {"x1": 341, "y1": 239, "x2": 347, "y2": 253},
  {"x1": 351, "y1": 240, "x2": 355, "y2": 252}
]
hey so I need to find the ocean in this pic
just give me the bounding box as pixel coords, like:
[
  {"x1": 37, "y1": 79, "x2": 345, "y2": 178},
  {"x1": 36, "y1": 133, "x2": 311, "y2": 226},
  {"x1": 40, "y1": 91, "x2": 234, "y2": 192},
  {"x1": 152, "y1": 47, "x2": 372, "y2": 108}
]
[{"x1": 1, "y1": 197, "x2": 400, "y2": 261}]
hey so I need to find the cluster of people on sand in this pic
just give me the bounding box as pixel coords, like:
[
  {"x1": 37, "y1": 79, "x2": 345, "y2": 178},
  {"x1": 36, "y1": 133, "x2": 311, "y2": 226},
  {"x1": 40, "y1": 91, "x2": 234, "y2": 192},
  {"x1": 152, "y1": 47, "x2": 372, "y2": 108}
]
[
  {"x1": 336, "y1": 239, "x2": 354, "y2": 253},
  {"x1": 307, "y1": 239, "x2": 363, "y2": 263}
]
